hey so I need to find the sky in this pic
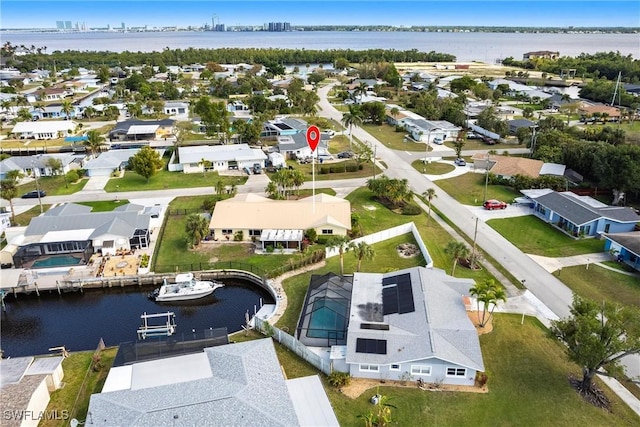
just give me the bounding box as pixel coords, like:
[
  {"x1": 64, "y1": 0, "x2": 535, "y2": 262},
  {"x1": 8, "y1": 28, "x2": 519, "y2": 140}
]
[{"x1": 1, "y1": 1, "x2": 639, "y2": 29}]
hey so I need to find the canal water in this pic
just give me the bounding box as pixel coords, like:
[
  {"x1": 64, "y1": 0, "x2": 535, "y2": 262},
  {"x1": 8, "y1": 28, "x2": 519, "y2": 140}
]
[{"x1": 0, "y1": 279, "x2": 274, "y2": 358}]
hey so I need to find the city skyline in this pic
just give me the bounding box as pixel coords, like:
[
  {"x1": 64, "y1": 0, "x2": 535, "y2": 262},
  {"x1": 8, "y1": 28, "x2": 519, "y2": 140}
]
[{"x1": 1, "y1": 1, "x2": 639, "y2": 29}]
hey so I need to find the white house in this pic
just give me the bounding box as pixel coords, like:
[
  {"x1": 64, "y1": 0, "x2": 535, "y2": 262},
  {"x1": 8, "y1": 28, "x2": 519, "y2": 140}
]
[
  {"x1": 277, "y1": 132, "x2": 330, "y2": 159},
  {"x1": 11, "y1": 121, "x2": 77, "y2": 140},
  {"x1": 163, "y1": 101, "x2": 189, "y2": 118},
  {"x1": 404, "y1": 119, "x2": 460, "y2": 143},
  {"x1": 177, "y1": 144, "x2": 267, "y2": 173}
]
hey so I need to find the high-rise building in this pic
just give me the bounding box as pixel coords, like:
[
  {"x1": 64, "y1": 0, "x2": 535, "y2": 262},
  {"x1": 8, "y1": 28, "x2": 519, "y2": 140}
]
[
  {"x1": 121, "y1": 22, "x2": 126, "y2": 30},
  {"x1": 56, "y1": 21, "x2": 64, "y2": 30},
  {"x1": 214, "y1": 24, "x2": 225, "y2": 32},
  {"x1": 267, "y1": 22, "x2": 291, "y2": 32},
  {"x1": 65, "y1": 21, "x2": 72, "y2": 29}
]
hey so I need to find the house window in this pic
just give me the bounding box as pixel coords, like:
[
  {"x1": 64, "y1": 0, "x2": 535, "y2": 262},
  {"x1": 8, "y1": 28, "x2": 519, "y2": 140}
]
[
  {"x1": 410, "y1": 365, "x2": 432, "y2": 376},
  {"x1": 389, "y1": 364, "x2": 401, "y2": 371},
  {"x1": 321, "y1": 229, "x2": 334, "y2": 235},
  {"x1": 446, "y1": 367, "x2": 466, "y2": 377},
  {"x1": 359, "y1": 364, "x2": 379, "y2": 372},
  {"x1": 221, "y1": 229, "x2": 232, "y2": 235},
  {"x1": 248, "y1": 229, "x2": 261, "y2": 237},
  {"x1": 604, "y1": 224, "x2": 610, "y2": 233}
]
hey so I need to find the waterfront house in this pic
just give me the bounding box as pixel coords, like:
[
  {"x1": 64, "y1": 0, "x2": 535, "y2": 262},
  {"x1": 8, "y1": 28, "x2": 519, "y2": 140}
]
[
  {"x1": 87, "y1": 339, "x2": 339, "y2": 426},
  {"x1": 0, "y1": 356, "x2": 66, "y2": 427},
  {"x1": 301, "y1": 267, "x2": 484, "y2": 386},
  {"x1": 7, "y1": 203, "x2": 153, "y2": 268},
  {"x1": 603, "y1": 232, "x2": 640, "y2": 272},
  {"x1": 10, "y1": 121, "x2": 77, "y2": 140},
  {"x1": 523, "y1": 50, "x2": 560, "y2": 61},
  {"x1": 31, "y1": 104, "x2": 81, "y2": 120},
  {"x1": 209, "y1": 193, "x2": 350, "y2": 248},
  {"x1": 523, "y1": 189, "x2": 640, "y2": 237},
  {"x1": 108, "y1": 119, "x2": 175, "y2": 142},
  {"x1": 176, "y1": 144, "x2": 267, "y2": 173}
]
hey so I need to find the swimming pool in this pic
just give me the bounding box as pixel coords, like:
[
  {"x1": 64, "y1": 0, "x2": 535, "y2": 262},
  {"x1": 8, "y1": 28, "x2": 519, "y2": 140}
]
[
  {"x1": 32, "y1": 255, "x2": 83, "y2": 269},
  {"x1": 306, "y1": 298, "x2": 348, "y2": 339}
]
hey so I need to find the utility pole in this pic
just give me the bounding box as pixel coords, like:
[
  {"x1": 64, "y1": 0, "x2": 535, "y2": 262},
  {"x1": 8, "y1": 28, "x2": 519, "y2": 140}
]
[
  {"x1": 471, "y1": 216, "x2": 479, "y2": 270},
  {"x1": 32, "y1": 157, "x2": 43, "y2": 214},
  {"x1": 482, "y1": 153, "x2": 490, "y2": 203}
]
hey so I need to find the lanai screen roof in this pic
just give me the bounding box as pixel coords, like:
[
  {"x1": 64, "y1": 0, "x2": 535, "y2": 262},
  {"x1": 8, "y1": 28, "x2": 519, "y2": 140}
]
[{"x1": 260, "y1": 229, "x2": 303, "y2": 242}]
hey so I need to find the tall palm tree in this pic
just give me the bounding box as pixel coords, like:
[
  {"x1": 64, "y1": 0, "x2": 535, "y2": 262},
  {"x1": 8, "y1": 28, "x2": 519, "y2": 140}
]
[
  {"x1": 422, "y1": 188, "x2": 437, "y2": 220},
  {"x1": 84, "y1": 129, "x2": 105, "y2": 158},
  {"x1": 326, "y1": 235, "x2": 351, "y2": 276},
  {"x1": 350, "y1": 241, "x2": 375, "y2": 272},
  {"x1": 444, "y1": 240, "x2": 470, "y2": 276},
  {"x1": 61, "y1": 100, "x2": 73, "y2": 120},
  {"x1": 0, "y1": 178, "x2": 18, "y2": 224},
  {"x1": 469, "y1": 279, "x2": 507, "y2": 327},
  {"x1": 341, "y1": 106, "x2": 364, "y2": 152}
]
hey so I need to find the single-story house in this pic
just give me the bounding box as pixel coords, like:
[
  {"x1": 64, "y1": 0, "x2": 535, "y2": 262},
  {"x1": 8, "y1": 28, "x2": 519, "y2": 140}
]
[
  {"x1": 0, "y1": 153, "x2": 84, "y2": 180},
  {"x1": 603, "y1": 232, "x2": 640, "y2": 272},
  {"x1": 1, "y1": 356, "x2": 66, "y2": 427},
  {"x1": 261, "y1": 117, "x2": 308, "y2": 138},
  {"x1": 87, "y1": 339, "x2": 339, "y2": 426},
  {"x1": 9, "y1": 202, "x2": 152, "y2": 268},
  {"x1": 177, "y1": 144, "x2": 267, "y2": 173},
  {"x1": 547, "y1": 93, "x2": 576, "y2": 111},
  {"x1": 163, "y1": 101, "x2": 189, "y2": 117},
  {"x1": 523, "y1": 50, "x2": 560, "y2": 61},
  {"x1": 34, "y1": 87, "x2": 73, "y2": 101},
  {"x1": 84, "y1": 149, "x2": 160, "y2": 177},
  {"x1": 209, "y1": 193, "x2": 350, "y2": 248},
  {"x1": 403, "y1": 119, "x2": 460, "y2": 143},
  {"x1": 30, "y1": 104, "x2": 81, "y2": 120},
  {"x1": 109, "y1": 119, "x2": 175, "y2": 142},
  {"x1": 487, "y1": 79, "x2": 551, "y2": 100},
  {"x1": 524, "y1": 189, "x2": 640, "y2": 237},
  {"x1": 11, "y1": 121, "x2": 77, "y2": 140},
  {"x1": 384, "y1": 104, "x2": 423, "y2": 126},
  {"x1": 277, "y1": 132, "x2": 331, "y2": 159},
  {"x1": 507, "y1": 118, "x2": 536, "y2": 134},
  {"x1": 472, "y1": 154, "x2": 544, "y2": 178},
  {"x1": 579, "y1": 104, "x2": 621, "y2": 121},
  {"x1": 332, "y1": 267, "x2": 484, "y2": 386}
]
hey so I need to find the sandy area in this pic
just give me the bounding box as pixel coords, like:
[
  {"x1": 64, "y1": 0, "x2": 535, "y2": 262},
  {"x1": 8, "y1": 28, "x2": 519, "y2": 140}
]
[{"x1": 99, "y1": 255, "x2": 140, "y2": 277}]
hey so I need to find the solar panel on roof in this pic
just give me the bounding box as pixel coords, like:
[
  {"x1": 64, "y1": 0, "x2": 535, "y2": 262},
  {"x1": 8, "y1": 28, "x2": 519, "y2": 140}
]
[
  {"x1": 355, "y1": 338, "x2": 387, "y2": 354},
  {"x1": 360, "y1": 323, "x2": 390, "y2": 331},
  {"x1": 397, "y1": 279, "x2": 415, "y2": 314},
  {"x1": 382, "y1": 286, "x2": 398, "y2": 315}
]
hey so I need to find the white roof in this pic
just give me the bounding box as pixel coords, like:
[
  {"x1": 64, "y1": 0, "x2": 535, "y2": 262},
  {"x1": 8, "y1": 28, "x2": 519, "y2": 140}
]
[
  {"x1": 101, "y1": 365, "x2": 133, "y2": 393},
  {"x1": 127, "y1": 125, "x2": 159, "y2": 135},
  {"x1": 130, "y1": 352, "x2": 212, "y2": 391},
  {"x1": 260, "y1": 229, "x2": 303, "y2": 242},
  {"x1": 286, "y1": 376, "x2": 340, "y2": 427},
  {"x1": 179, "y1": 144, "x2": 267, "y2": 164},
  {"x1": 12, "y1": 120, "x2": 77, "y2": 134},
  {"x1": 40, "y1": 229, "x2": 94, "y2": 243},
  {"x1": 25, "y1": 356, "x2": 64, "y2": 375},
  {"x1": 539, "y1": 163, "x2": 566, "y2": 176}
]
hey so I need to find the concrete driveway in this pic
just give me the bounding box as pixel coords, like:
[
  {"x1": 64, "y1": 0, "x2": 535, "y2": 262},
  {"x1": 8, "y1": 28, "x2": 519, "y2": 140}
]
[{"x1": 81, "y1": 176, "x2": 110, "y2": 192}]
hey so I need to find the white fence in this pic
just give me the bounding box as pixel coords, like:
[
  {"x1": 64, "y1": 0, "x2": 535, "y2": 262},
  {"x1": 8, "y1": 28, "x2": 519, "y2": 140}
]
[
  {"x1": 167, "y1": 151, "x2": 183, "y2": 172},
  {"x1": 254, "y1": 317, "x2": 332, "y2": 375},
  {"x1": 325, "y1": 222, "x2": 433, "y2": 268}
]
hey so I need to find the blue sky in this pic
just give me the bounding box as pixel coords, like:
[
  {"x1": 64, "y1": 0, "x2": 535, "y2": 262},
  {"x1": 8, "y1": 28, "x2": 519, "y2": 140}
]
[{"x1": 2, "y1": 1, "x2": 639, "y2": 29}]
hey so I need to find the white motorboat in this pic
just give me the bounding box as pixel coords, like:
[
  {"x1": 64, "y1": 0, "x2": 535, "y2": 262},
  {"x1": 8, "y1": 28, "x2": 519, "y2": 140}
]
[{"x1": 149, "y1": 273, "x2": 224, "y2": 302}]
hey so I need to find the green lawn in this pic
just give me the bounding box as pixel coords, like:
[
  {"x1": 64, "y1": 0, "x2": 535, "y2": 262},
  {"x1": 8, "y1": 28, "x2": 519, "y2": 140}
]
[
  {"x1": 433, "y1": 173, "x2": 520, "y2": 206},
  {"x1": 10, "y1": 204, "x2": 51, "y2": 226},
  {"x1": 41, "y1": 347, "x2": 117, "y2": 427},
  {"x1": 557, "y1": 265, "x2": 640, "y2": 309},
  {"x1": 76, "y1": 200, "x2": 130, "y2": 212},
  {"x1": 487, "y1": 216, "x2": 605, "y2": 257},
  {"x1": 361, "y1": 123, "x2": 427, "y2": 152},
  {"x1": 18, "y1": 176, "x2": 88, "y2": 196},
  {"x1": 272, "y1": 315, "x2": 639, "y2": 426},
  {"x1": 411, "y1": 159, "x2": 456, "y2": 175},
  {"x1": 103, "y1": 167, "x2": 247, "y2": 192},
  {"x1": 284, "y1": 159, "x2": 382, "y2": 182}
]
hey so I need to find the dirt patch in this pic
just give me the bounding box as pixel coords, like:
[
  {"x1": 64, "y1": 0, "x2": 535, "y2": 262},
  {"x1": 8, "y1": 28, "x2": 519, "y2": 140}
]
[
  {"x1": 340, "y1": 378, "x2": 487, "y2": 399},
  {"x1": 396, "y1": 243, "x2": 419, "y2": 258},
  {"x1": 467, "y1": 310, "x2": 494, "y2": 335}
]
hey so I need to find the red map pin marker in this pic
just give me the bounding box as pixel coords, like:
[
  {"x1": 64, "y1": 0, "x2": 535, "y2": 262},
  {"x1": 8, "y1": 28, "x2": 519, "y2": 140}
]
[{"x1": 306, "y1": 125, "x2": 321, "y2": 152}]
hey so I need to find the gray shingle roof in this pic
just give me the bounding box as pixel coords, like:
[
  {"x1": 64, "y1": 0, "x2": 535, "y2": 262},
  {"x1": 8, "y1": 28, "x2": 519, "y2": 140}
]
[
  {"x1": 346, "y1": 267, "x2": 484, "y2": 371},
  {"x1": 533, "y1": 191, "x2": 640, "y2": 225},
  {"x1": 277, "y1": 133, "x2": 330, "y2": 151},
  {"x1": 88, "y1": 339, "x2": 303, "y2": 426},
  {"x1": 603, "y1": 232, "x2": 640, "y2": 256}
]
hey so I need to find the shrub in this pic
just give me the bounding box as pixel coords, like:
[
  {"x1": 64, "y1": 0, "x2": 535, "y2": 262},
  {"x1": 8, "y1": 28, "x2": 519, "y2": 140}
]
[
  {"x1": 319, "y1": 166, "x2": 330, "y2": 174},
  {"x1": 345, "y1": 164, "x2": 358, "y2": 172},
  {"x1": 65, "y1": 170, "x2": 79, "y2": 182},
  {"x1": 233, "y1": 230, "x2": 244, "y2": 241},
  {"x1": 401, "y1": 203, "x2": 422, "y2": 215},
  {"x1": 328, "y1": 372, "x2": 351, "y2": 388},
  {"x1": 202, "y1": 198, "x2": 217, "y2": 211},
  {"x1": 358, "y1": 164, "x2": 363, "y2": 170},
  {"x1": 139, "y1": 254, "x2": 150, "y2": 268},
  {"x1": 265, "y1": 245, "x2": 274, "y2": 253},
  {"x1": 329, "y1": 166, "x2": 340, "y2": 173},
  {"x1": 305, "y1": 228, "x2": 317, "y2": 244}
]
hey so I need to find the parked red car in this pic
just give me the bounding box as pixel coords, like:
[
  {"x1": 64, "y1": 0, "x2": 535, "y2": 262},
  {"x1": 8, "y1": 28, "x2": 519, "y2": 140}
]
[{"x1": 483, "y1": 199, "x2": 508, "y2": 210}]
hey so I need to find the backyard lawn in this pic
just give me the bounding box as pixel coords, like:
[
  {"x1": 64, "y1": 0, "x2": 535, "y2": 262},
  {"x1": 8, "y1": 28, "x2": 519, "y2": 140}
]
[
  {"x1": 361, "y1": 123, "x2": 427, "y2": 152},
  {"x1": 270, "y1": 315, "x2": 639, "y2": 426},
  {"x1": 411, "y1": 159, "x2": 456, "y2": 175},
  {"x1": 487, "y1": 216, "x2": 605, "y2": 257},
  {"x1": 557, "y1": 265, "x2": 640, "y2": 309},
  {"x1": 435, "y1": 172, "x2": 521, "y2": 206}
]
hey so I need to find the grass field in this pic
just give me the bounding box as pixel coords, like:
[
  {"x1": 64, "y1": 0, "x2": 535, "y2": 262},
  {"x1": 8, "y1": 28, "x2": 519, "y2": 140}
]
[
  {"x1": 361, "y1": 123, "x2": 427, "y2": 151},
  {"x1": 411, "y1": 159, "x2": 456, "y2": 175},
  {"x1": 557, "y1": 265, "x2": 640, "y2": 309},
  {"x1": 435, "y1": 173, "x2": 520, "y2": 206},
  {"x1": 487, "y1": 216, "x2": 605, "y2": 257}
]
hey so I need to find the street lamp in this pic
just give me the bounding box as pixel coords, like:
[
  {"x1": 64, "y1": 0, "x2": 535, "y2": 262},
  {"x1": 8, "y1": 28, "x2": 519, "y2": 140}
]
[
  {"x1": 32, "y1": 157, "x2": 43, "y2": 214},
  {"x1": 115, "y1": 185, "x2": 120, "y2": 202}
]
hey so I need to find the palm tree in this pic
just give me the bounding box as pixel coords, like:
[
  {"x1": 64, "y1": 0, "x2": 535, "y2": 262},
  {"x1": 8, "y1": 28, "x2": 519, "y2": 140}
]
[
  {"x1": 341, "y1": 105, "x2": 364, "y2": 152},
  {"x1": 422, "y1": 188, "x2": 437, "y2": 220},
  {"x1": 326, "y1": 235, "x2": 351, "y2": 276},
  {"x1": 184, "y1": 213, "x2": 209, "y2": 248},
  {"x1": 1, "y1": 100, "x2": 11, "y2": 113},
  {"x1": 84, "y1": 129, "x2": 105, "y2": 158},
  {"x1": 444, "y1": 240, "x2": 470, "y2": 276},
  {"x1": 389, "y1": 107, "x2": 400, "y2": 123},
  {"x1": 1, "y1": 178, "x2": 18, "y2": 224},
  {"x1": 469, "y1": 279, "x2": 507, "y2": 327},
  {"x1": 350, "y1": 241, "x2": 375, "y2": 272},
  {"x1": 83, "y1": 106, "x2": 96, "y2": 119}
]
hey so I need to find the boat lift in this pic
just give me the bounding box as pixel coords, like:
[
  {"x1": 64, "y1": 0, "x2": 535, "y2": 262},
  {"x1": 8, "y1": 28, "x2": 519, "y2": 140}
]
[{"x1": 137, "y1": 311, "x2": 177, "y2": 339}]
